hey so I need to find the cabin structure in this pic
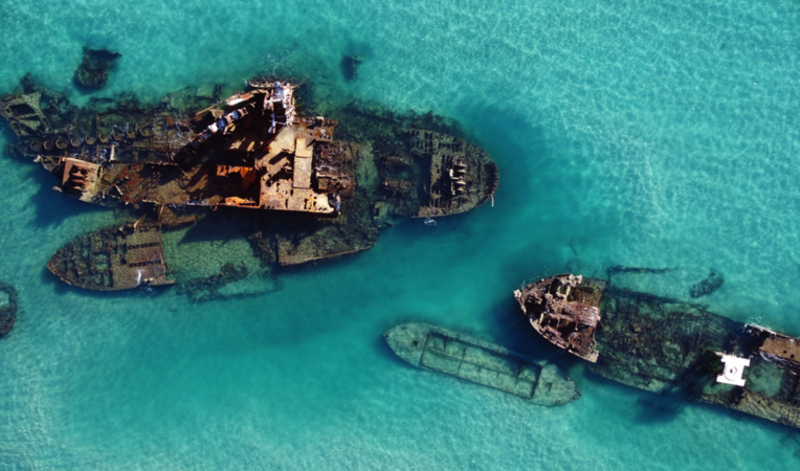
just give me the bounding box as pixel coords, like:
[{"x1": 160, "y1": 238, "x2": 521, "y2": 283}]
[{"x1": 514, "y1": 274, "x2": 604, "y2": 362}]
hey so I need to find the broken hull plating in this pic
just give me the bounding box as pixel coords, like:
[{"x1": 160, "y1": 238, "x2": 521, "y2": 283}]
[
  {"x1": 384, "y1": 322, "x2": 580, "y2": 406},
  {"x1": 514, "y1": 274, "x2": 604, "y2": 362},
  {"x1": 593, "y1": 286, "x2": 800, "y2": 429},
  {"x1": 47, "y1": 223, "x2": 174, "y2": 291},
  {"x1": 517, "y1": 274, "x2": 800, "y2": 429},
  {"x1": 2, "y1": 76, "x2": 499, "y2": 292}
]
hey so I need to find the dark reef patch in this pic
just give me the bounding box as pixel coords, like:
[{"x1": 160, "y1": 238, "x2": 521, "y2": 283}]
[
  {"x1": 177, "y1": 262, "x2": 249, "y2": 302},
  {"x1": 74, "y1": 47, "x2": 122, "y2": 90},
  {"x1": 341, "y1": 55, "x2": 363, "y2": 82},
  {"x1": 689, "y1": 270, "x2": 724, "y2": 298},
  {"x1": 0, "y1": 281, "x2": 19, "y2": 337}
]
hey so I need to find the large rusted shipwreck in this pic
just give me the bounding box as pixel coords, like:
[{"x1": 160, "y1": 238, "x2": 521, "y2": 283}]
[
  {"x1": 515, "y1": 274, "x2": 800, "y2": 429},
  {"x1": 1, "y1": 74, "x2": 498, "y2": 294}
]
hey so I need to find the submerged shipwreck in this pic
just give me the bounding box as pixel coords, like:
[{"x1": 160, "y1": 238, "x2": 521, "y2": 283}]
[
  {"x1": 515, "y1": 274, "x2": 800, "y2": 428},
  {"x1": 1, "y1": 74, "x2": 498, "y2": 294},
  {"x1": 384, "y1": 322, "x2": 580, "y2": 406},
  {"x1": 0, "y1": 281, "x2": 19, "y2": 338}
]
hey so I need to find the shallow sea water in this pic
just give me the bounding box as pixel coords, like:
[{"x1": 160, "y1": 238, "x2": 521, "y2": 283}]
[{"x1": 1, "y1": 0, "x2": 800, "y2": 469}]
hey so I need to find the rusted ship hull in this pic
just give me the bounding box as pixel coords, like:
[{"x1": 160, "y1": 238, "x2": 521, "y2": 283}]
[
  {"x1": 384, "y1": 322, "x2": 580, "y2": 406},
  {"x1": 47, "y1": 223, "x2": 174, "y2": 291},
  {"x1": 514, "y1": 274, "x2": 604, "y2": 362},
  {"x1": 409, "y1": 131, "x2": 498, "y2": 218},
  {"x1": 516, "y1": 274, "x2": 800, "y2": 429},
  {"x1": 2, "y1": 74, "x2": 498, "y2": 293}
]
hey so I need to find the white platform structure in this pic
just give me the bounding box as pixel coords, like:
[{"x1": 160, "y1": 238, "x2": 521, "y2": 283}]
[{"x1": 716, "y1": 353, "x2": 750, "y2": 387}]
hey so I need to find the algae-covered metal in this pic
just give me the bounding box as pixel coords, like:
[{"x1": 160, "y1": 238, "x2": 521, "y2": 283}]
[
  {"x1": 1, "y1": 74, "x2": 498, "y2": 294},
  {"x1": 515, "y1": 274, "x2": 800, "y2": 429},
  {"x1": 47, "y1": 222, "x2": 173, "y2": 290},
  {"x1": 384, "y1": 322, "x2": 580, "y2": 406}
]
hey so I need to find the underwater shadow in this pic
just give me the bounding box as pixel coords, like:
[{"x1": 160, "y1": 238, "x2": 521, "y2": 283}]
[
  {"x1": 579, "y1": 368, "x2": 686, "y2": 425},
  {"x1": 0, "y1": 121, "x2": 16, "y2": 143},
  {"x1": 176, "y1": 211, "x2": 250, "y2": 245},
  {"x1": 453, "y1": 101, "x2": 550, "y2": 201},
  {"x1": 372, "y1": 332, "x2": 408, "y2": 366},
  {"x1": 389, "y1": 211, "x2": 473, "y2": 241}
]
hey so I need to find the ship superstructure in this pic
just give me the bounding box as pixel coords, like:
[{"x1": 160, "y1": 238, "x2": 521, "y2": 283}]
[{"x1": 1, "y1": 75, "x2": 498, "y2": 292}]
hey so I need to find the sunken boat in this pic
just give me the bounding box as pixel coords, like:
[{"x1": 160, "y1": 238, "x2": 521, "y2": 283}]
[
  {"x1": 515, "y1": 274, "x2": 800, "y2": 429},
  {"x1": 1, "y1": 74, "x2": 498, "y2": 293},
  {"x1": 384, "y1": 322, "x2": 580, "y2": 406}
]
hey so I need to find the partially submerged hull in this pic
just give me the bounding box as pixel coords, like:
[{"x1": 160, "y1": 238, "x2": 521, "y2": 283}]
[
  {"x1": 25, "y1": 82, "x2": 351, "y2": 214},
  {"x1": 1, "y1": 75, "x2": 498, "y2": 293},
  {"x1": 410, "y1": 131, "x2": 497, "y2": 218},
  {"x1": 384, "y1": 322, "x2": 580, "y2": 406},
  {"x1": 47, "y1": 223, "x2": 174, "y2": 291},
  {"x1": 514, "y1": 274, "x2": 603, "y2": 362},
  {"x1": 515, "y1": 274, "x2": 800, "y2": 428}
]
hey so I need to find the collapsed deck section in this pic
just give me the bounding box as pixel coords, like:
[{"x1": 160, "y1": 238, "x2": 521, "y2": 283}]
[
  {"x1": 384, "y1": 322, "x2": 580, "y2": 406},
  {"x1": 17, "y1": 81, "x2": 352, "y2": 216},
  {"x1": 0, "y1": 91, "x2": 51, "y2": 136},
  {"x1": 2, "y1": 76, "x2": 500, "y2": 292},
  {"x1": 751, "y1": 324, "x2": 800, "y2": 369},
  {"x1": 514, "y1": 274, "x2": 604, "y2": 362},
  {"x1": 47, "y1": 223, "x2": 173, "y2": 291},
  {"x1": 409, "y1": 130, "x2": 498, "y2": 218},
  {"x1": 517, "y1": 272, "x2": 800, "y2": 429},
  {"x1": 591, "y1": 285, "x2": 800, "y2": 429}
]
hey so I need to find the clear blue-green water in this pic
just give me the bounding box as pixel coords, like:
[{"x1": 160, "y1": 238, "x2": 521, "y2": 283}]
[{"x1": 2, "y1": 0, "x2": 800, "y2": 469}]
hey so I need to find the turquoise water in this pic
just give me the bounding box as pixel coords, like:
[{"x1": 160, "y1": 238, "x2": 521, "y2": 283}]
[{"x1": 2, "y1": 0, "x2": 800, "y2": 469}]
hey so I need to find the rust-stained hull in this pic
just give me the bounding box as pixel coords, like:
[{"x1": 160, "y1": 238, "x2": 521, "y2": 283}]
[
  {"x1": 516, "y1": 273, "x2": 800, "y2": 429},
  {"x1": 47, "y1": 223, "x2": 174, "y2": 291},
  {"x1": 2, "y1": 75, "x2": 499, "y2": 293},
  {"x1": 409, "y1": 130, "x2": 498, "y2": 218},
  {"x1": 25, "y1": 82, "x2": 351, "y2": 215},
  {"x1": 514, "y1": 274, "x2": 604, "y2": 362}
]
